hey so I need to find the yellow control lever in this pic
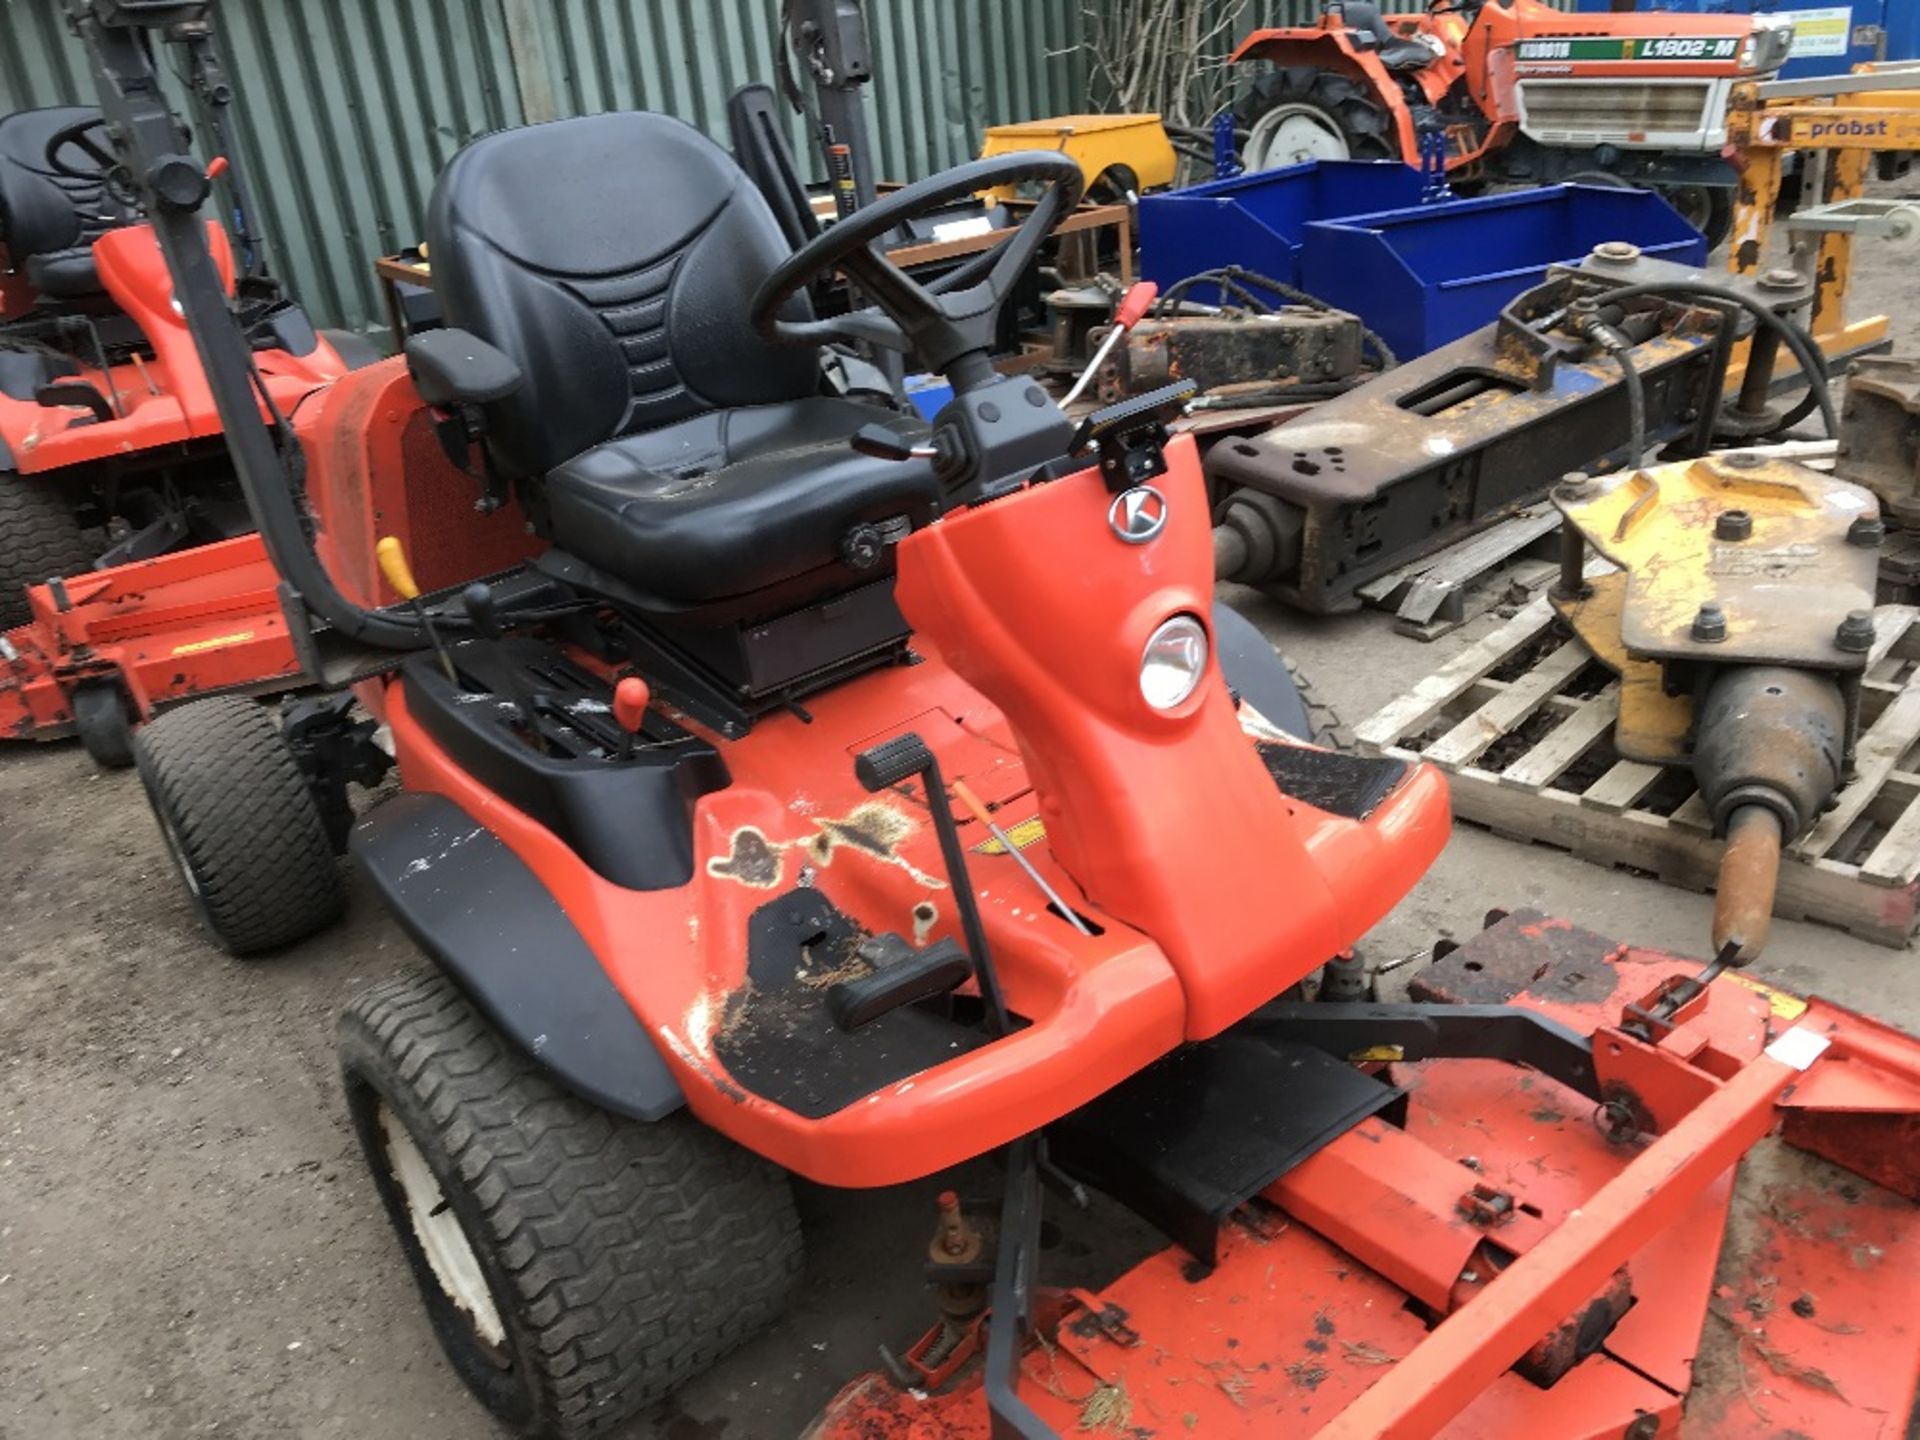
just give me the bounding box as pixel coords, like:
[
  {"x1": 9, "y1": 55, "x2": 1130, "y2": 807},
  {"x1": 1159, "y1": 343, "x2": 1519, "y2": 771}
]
[{"x1": 376, "y1": 535, "x2": 421, "y2": 601}]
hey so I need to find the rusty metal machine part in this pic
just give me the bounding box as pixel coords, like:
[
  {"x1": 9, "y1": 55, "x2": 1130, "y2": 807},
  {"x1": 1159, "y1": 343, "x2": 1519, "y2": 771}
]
[
  {"x1": 1551, "y1": 452, "x2": 1880, "y2": 957},
  {"x1": 1207, "y1": 249, "x2": 1816, "y2": 614},
  {"x1": 1091, "y1": 308, "x2": 1364, "y2": 405},
  {"x1": 1836, "y1": 352, "x2": 1920, "y2": 530},
  {"x1": 1693, "y1": 666, "x2": 1847, "y2": 955}
]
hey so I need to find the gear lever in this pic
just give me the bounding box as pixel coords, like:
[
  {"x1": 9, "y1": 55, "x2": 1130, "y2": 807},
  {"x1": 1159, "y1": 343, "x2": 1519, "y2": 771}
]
[{"x1": 463, "y1": 581, "x2": 545, "y2": 752}]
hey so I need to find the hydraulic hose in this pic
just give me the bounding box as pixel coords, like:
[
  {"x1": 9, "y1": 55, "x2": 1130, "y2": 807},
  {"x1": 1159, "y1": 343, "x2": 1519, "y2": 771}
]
[{"x1": 1573, "y1": 280, "x2": 1836, "y2": 438}]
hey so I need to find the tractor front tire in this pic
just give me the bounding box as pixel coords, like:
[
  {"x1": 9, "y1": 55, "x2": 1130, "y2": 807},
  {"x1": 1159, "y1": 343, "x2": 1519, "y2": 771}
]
[
  {"x1": 0, "y1": 474, "x2": 96, "y2": 630},
  {"x1": 1235, "y1": 68, "x2": 1398, "y2": 169},
  {"x1": 339, "y1": 969, "x2": 803, "y2": 1440},
  {"x1": 133, "y1": 694, "x2": 343, "y2": 955}
]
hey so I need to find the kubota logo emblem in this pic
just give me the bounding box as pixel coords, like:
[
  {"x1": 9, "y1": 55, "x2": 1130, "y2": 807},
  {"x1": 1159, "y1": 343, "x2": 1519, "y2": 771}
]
[{"x1": 1108, "y1": 485, "x2": 1169, "y2": 544}]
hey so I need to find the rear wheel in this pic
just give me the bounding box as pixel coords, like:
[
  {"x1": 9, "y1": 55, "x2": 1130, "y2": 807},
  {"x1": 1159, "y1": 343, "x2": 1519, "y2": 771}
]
[
  {"x1": 133, "y1": 694, "x2": 343, "y2": 955},
  {"x1": 0, "y1": 474, "x2": 96, "y2": 630},
  {"x1": 340, "y1": 969, "x2": 802, "y2": 1439},
  {"x1": 1236, "y1": 68, "x2": 1398, "y2": 170},
  {"x1": 1658, "y1": 184, "x2": 1732, "y2": 250}
]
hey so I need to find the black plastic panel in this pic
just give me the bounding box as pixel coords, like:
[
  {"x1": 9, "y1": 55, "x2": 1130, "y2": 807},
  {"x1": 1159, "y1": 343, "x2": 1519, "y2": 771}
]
[{"x1": 353, "y1": 791, "x2": 685, "y2": 1121}]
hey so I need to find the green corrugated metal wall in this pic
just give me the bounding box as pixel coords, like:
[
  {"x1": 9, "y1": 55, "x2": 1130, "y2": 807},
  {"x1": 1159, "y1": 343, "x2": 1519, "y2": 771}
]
[{"x1": 0, "y1": 0, "x2": 1087, "y2": 335}]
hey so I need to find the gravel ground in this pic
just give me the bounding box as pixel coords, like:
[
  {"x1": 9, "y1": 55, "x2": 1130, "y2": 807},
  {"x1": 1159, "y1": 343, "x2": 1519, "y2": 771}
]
[{"x1": 4, "y1": 204, "x2": 1919, "y2": 1440}]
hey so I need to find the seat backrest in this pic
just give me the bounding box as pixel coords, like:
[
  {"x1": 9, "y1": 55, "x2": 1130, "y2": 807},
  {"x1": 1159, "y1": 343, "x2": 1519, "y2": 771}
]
[
  {"x1": 0, "y1": 106, "x2": 129, "y2": 275},
  {"x1": 425, "y1": 111, "x2": 822, "y2": 479},
  {"x1": 1338, "y1": 1, "x2": 1399, "y2": 48}
]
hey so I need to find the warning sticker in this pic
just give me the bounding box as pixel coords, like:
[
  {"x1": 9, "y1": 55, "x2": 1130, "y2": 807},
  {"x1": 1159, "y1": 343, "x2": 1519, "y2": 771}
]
[
  {"x1": 171, "y1": 630, "x2": 255, "y2": 657},
  {"x1": 1778, "y1": 6, "x2": 1853, "y2": 58},
  {"x1": 972, "y1": 815, "x2": 1046, "y2": 855}
]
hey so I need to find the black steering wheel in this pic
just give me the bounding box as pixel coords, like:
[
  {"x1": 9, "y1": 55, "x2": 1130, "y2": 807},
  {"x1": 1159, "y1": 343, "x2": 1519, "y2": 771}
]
[
  {"x1": 44, "y1": 116, "x2": 120, "y2": 182},
  {"x1": 750, "y1": 151, "x2": 1085, "y2": 384}
]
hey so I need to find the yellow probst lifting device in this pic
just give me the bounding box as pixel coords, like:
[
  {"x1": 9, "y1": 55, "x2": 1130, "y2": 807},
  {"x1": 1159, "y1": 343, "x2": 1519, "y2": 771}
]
[{"x1": 1726, "y1": 66, "x2": 1910, "y2": 375}]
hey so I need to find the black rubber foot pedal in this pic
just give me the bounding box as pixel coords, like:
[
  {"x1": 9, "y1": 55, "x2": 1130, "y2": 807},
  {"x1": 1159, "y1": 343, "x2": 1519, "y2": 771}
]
[{"x1": 828, "y1": 935, "x2": 972, "y2": 1031}]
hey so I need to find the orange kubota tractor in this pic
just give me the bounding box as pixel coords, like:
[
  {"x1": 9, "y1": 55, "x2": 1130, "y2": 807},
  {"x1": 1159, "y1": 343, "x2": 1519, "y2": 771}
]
[
  {"x1": 70, "y1": 4, "x2": 1920, "y2": 1438},
  {"x1": 1229, "y1": 0, "x2": 1796, "y2": 245}
]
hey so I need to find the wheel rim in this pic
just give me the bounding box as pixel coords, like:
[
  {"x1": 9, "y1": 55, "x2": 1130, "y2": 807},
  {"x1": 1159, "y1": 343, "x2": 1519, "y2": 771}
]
[
  {"x1": 152, "y1": 794, "x2": 205, "y2": 905},
  {"x1": 377, "y1": 1101, "x2": 508, "y2": 1351},
  {"x1": 1660, "y1": 184, "x2": 1713, "y2": 234},
  {"x1": 1245, "y1": 104, "x2": 1351, "y2": 170}
]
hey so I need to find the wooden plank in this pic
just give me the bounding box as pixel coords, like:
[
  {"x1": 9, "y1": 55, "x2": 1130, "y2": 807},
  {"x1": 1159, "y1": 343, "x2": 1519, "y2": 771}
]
[
  {"x1": 1796, "y1": 684, "x2": 1920, "y2": 857},
  {"x1": 1668, "y1": 792, "x2": 1713, "y2": 835},
  {"x1": 1866, "y1": 605, "x2": 1920, "y2": 668},
  {"x1": 1354, "y1": 599, "x2": 1559, "y2": 751},
  {"x1": 1499, "y1": 686, "x2": 1619, "y2": 790},
  {"x1": 1395, "y1": 508, "x2": 1563, "y2": 627},
  {"x1": 1446, "y1": 776, "x2": 1919, "y2": 948},
  {"x1": 1424, "y1": 641, "x2": 1593, "y2": 768},
  {"x1": 1861, "y1": 782, "x2": 1920, "y2": 883},
  {"x1": 1580, "y1": 760, "x2": 1662, "y2": 813}
]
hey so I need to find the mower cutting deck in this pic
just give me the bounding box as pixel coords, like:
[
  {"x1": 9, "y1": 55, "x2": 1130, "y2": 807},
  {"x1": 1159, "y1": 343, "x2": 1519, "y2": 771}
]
[
  {"x1": 810, "y1": 911, "x2": 1920, "y2": 1439},
  {"x1": 0, "y1": 535, "x2": 298, "y2": 763}
]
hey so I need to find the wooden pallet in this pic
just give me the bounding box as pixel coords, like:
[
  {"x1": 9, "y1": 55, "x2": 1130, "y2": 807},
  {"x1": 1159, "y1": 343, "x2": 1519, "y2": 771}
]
[{"x1": 1355, "y1": 595, "x2": 1920, "y2": 948}]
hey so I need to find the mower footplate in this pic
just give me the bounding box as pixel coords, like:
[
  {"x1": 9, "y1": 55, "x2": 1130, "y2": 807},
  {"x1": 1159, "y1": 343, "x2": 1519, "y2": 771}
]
[
  {"x1": 1047, "y1": 1028, "x2": 1406, "y2": 1269},
  {"x1": 711, "y1": 888, "x2": 995, "y2": 1119}
]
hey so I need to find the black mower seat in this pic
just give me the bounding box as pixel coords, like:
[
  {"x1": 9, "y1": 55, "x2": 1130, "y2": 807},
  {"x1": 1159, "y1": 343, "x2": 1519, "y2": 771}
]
[
  {"x1": 0, "y1": 106, "x2": 132, "y2": 302},
  {"x1": 427, "y1": 109, "x2": 938, "y2": 609},
  {"x1": 546, "y1": 397, "x2": 936, "y2": 604}
]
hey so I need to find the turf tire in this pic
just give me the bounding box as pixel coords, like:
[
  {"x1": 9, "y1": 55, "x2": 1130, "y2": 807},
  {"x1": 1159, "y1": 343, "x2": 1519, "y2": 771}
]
[
  {"x1": 339, "y1": 969, "x2": 802, "y2": 1439},
  {"x1": 0, "y1": 474, "x2": 96, "y2": 630},
  {"x1": 1235, "y1": 67, "x2": 1399, "y2": 167},
  {"x1": 1287, "y1": 658, "x2": 1352, "y2": 749},
  {"x1": 133, "y1": 694, "x2": 343, "y2": 955},
  {"x1": 72, "y1": 680, "x2": 134, "y2": 769}
]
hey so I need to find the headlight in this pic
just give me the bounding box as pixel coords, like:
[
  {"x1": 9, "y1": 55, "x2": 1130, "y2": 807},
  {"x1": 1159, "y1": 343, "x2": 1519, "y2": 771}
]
[
  {"x1": 1745, "y1": 21, "x2": 1793, "y2": 72},
  {"x1": 1141, "y1": 614, "x2": 1208, "y2": 711}
]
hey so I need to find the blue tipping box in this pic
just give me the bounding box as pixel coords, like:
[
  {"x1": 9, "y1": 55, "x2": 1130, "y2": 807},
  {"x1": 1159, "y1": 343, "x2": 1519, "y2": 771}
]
[
  {"x1": 1138, "y1": 159, "x2": 1426, "y2": 296},
  {"x1": 1299, "y1": 185, "x2": 1707, "y2": 360}
]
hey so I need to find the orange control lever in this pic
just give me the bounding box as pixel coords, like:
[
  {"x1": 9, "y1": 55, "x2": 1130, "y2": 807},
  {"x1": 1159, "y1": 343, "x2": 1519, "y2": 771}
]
[{"x1": 612, "y1": 676, "x2": 650, "y2": 758}]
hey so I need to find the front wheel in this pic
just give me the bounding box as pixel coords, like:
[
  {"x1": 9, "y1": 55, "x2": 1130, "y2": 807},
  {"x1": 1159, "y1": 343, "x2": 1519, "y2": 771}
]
[
  {"x1": 133, "y1": 694, "x2": 343, "y2": 955},
  {"x1": 340, "y1": 969, "x2": 803, "y2": 1439}
]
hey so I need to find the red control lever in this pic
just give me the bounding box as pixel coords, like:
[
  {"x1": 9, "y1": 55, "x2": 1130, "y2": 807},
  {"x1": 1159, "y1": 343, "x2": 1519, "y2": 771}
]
[
  {"x1": 207, "y1": 155, "x2": 230, "y2": 180},
  {"x1": 1113, "y1": 280, "x2": 1159, "y2": 331},
  {"x1": 612, "y1": 676, "x2": 650, "y2": 759}
]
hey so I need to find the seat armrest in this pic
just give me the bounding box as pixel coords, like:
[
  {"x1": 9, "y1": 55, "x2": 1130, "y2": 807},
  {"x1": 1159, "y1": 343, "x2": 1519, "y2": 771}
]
[{"x1": 404, "y1": 328, "x2": 523, "y2": 407}]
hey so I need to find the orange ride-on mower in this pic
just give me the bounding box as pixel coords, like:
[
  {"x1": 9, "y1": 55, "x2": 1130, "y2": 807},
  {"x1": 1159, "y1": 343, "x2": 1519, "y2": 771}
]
[
  {"x1": 0, "y1": 95, "x2": 368, "y2": 765},
  {"x1": 79, "y1": 5, "x2": 1449, "y2": 1428},
  {"x1": 1228, "y1": 0, "x2": 1795, "y2": 246}
]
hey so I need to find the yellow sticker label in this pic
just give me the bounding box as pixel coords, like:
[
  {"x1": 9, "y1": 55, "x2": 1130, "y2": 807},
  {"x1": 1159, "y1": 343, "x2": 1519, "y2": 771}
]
[
  {"x1": 972, "y1": 815, "x2": 1046, "y2": 855},
  {"x1": 170, "y1": 630, "x2": 255, "y2": 657},
  {"x1": 1719, "y1": 971, "x2": 1810, "y2": 1021},
  {"x1": 1349, "y1": 1045, "x2": 1405, "y2": 1064}
]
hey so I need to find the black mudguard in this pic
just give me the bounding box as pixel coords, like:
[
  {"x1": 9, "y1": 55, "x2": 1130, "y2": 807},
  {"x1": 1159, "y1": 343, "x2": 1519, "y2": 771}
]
[
  {"x1": 352, "y1": 791, "x2": 685, "y2": 1121},
  {"x1": 1213, "y1": 600, "x2": 1312, "y2": 740}
]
